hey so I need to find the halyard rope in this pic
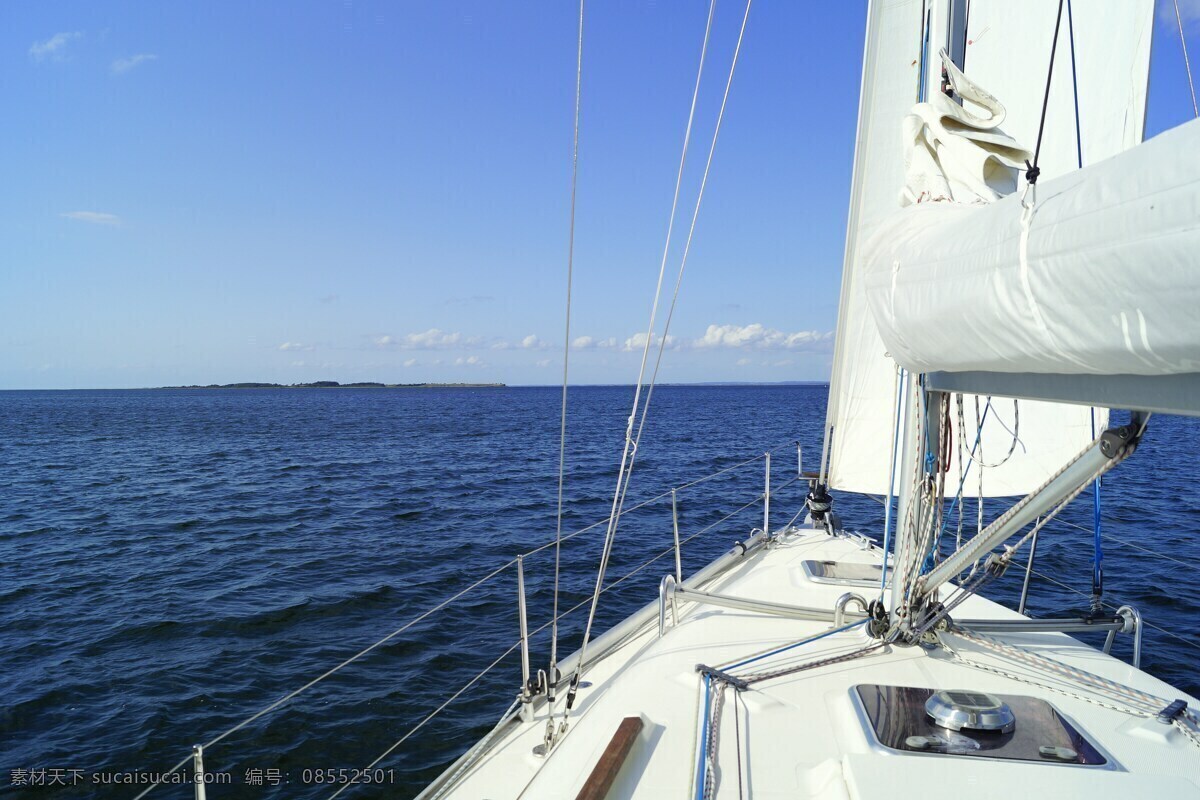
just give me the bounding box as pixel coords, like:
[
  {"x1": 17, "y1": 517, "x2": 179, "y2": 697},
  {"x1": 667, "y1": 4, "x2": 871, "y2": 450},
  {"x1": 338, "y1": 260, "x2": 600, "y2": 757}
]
[{"x1": 941, "y1": 628, "x2": 1200, "y2": 750}]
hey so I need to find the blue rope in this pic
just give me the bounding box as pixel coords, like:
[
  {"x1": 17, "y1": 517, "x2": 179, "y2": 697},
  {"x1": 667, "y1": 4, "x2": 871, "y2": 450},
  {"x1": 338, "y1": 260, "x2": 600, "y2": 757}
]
[
  {"x1": 724, "y1": 620, "x2": 864, "y2": 672},
  {"x1": 694, "y1": 674, "x2": 711, "y2": 800},
  {"x1": 692, "y1": 620, "x2": 865, "y2": 793},
  {"x1": 1090, "y1": 409, "x2": 1103, "y2": 600}
]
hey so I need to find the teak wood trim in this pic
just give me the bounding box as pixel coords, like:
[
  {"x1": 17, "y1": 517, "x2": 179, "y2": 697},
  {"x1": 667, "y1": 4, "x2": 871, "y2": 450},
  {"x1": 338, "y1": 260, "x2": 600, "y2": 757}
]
[{"x1": 575, "y1": 716, "x2": 644, "y2": 800}]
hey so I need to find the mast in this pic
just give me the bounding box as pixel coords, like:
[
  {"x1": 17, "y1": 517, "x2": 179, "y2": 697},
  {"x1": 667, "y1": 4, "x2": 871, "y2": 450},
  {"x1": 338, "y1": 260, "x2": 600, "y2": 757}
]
[{"x1": 888, "y1": 0, "x2": 966, "y2": 627}]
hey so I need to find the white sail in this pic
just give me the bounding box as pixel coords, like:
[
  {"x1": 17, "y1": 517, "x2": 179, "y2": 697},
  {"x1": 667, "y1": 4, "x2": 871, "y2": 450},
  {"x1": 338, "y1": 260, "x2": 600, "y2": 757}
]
[{"x1": 822, "y1": 0, "x2": 1152, "y2": 497}]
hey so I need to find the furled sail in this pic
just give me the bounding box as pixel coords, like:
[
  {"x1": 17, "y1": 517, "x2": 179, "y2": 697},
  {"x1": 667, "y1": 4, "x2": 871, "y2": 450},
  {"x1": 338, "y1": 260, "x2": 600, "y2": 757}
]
[
  {"x1": 866, "y1": 117, "x2": 1200, "y2": 379},
  {"x1": 901, "y1": 52, "x2": 1031, "y2": 206},
  {"x1": 822, "y1": 0, "x2": 1153, "y2": 497}
]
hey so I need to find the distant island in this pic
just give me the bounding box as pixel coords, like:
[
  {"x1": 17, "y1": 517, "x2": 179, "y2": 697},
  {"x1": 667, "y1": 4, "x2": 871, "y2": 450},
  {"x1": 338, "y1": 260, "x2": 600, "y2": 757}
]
[{"x1": 159, "y1": 381, "x2": 505, "y2": 389}]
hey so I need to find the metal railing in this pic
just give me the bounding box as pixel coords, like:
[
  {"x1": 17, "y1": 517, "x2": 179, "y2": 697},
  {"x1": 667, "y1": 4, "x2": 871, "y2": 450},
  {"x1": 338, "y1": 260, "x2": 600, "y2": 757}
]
[{"x1": 135, "y1": 439, "x2": 808, "y2": 799}]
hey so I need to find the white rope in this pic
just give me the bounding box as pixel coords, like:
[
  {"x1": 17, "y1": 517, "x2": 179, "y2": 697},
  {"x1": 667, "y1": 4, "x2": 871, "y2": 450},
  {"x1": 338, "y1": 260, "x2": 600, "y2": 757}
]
[
  {"x1": 570, "y1": 0, "x2": 721, "y2": 692},
  {"x1": 549, "y1": 0, "x2": 586, "y2": 720},
  {"x1": 944, "y1": 628, "x2": 1200, "y2": 749},
  {"x1": 957, "y1": 396, "x2": 1022, "y2": 470},
  {"x1": 1174, "y1": 0, "x2": 1200, "y2": 118}
]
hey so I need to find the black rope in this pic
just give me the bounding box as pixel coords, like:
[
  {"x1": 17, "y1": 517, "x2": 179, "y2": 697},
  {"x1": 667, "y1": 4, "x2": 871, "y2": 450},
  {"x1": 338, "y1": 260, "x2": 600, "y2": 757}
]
[{"x1": 1025, "y1": 0, "x2": 1066, "y2": 186}]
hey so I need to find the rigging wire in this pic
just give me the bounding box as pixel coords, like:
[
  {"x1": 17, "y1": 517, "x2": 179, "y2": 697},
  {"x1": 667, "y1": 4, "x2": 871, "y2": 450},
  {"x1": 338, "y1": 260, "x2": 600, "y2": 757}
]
[
  {"x1": 1173, "y1": 0, "x2": 1200, "y2": 118},
  {"x1": 568, "y1": 0, "x2": 751, "y2": 714},
  {"x1": 615, "y1": 0, "x2": 756, "y2": 568},
  {"x1": 565, "y1": 0, "x2": 718, "y2": 721},
  {"x1": 548, "y1": 0, "x2": 586, "y2": 721}
]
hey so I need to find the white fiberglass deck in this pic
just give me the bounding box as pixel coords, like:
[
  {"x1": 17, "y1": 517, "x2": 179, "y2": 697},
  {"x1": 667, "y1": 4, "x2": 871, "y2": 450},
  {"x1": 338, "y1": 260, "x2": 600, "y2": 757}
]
[{"x1": 431, "y1": 526, "x2": 1200, "y2": 799}]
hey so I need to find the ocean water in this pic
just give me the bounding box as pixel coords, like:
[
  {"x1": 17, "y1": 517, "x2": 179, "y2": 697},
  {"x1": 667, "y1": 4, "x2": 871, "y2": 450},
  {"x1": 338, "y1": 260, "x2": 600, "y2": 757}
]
[{"x1": 2, "y1": 385, "x2": 1198, "y2": 798}]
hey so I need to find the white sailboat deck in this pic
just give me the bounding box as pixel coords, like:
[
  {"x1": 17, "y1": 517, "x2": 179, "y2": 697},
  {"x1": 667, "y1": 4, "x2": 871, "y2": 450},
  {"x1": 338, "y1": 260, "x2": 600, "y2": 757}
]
[{"x1": 438, "y1": 526, "x2": 1200, "y2": 799}]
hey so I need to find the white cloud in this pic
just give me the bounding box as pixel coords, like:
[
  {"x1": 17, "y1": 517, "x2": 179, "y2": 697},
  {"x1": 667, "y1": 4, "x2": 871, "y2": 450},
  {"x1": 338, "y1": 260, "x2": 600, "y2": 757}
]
[
  {"x1": 60, "y1": 211, "x2": 120, "y2": 226},
  {"x1": 536, "y1": 358, "x2": 552, "y2": 368},
  {"x1": 30, "y1": 32, "x2": 82, "y2": 62},
  {"x1": 736, "y1": 357, "x2": 751, "y2": 366},
  {"x1": 694, "y1": 323, "x2": 832, "y2": 351},
  {"x1": 278, "y1": 342, "x2": 313, "y2": 352},
  {"x1": 520, "y1": 334, "x2": 545, "y2": 350},
  {"x1": 1160, "y1": 0, "x2": 1200, "y2": 28},
  {"x1": 622, "y1": 332, "x2": 680, "y2": 352},
  {"x1": 375, "y1": 329, "x2": 479, "y2": 349},
  {"x1": 574, "y1": 335, "x2": 618, "y2": 350},
  {"x1": 403, "y1": 358, "x2": 418, "y2": 368},
  {"x1": 111, "y1": 53, "x2": 158, "y2": 75},
  {"x1": 371, "y1": 325, "x2": 830, "y2": 360},
  {"x1": 454, "y1": 355, "x2": 482, "y2": 367}
]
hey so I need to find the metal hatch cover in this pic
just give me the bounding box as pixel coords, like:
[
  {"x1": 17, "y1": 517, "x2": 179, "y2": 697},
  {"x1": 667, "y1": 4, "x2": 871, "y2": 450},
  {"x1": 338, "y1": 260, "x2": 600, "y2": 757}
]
[
  {"x1": 800, "y1": 559, "x2": 886, "y2": 587},
  {"x1": 853, "y1": 685, "x2": 1108, "y2": 766}
]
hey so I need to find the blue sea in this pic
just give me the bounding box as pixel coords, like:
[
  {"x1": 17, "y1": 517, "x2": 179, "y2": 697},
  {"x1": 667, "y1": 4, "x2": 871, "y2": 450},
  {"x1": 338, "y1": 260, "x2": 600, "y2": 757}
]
[{"x1": 3, "y1": 385, "x2": 1198, "y2": 798}]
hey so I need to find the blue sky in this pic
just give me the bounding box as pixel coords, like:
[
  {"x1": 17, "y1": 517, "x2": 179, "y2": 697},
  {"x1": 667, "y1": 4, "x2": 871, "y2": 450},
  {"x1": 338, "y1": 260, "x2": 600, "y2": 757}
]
[{"x1": 3, "y1": 1, "x2": 1198, "y2": 389}]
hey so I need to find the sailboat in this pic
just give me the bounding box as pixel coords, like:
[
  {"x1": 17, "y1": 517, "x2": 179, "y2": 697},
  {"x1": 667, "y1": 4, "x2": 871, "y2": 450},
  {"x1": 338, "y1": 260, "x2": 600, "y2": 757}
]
[
  {"x1": 404, "y1": 1, "x2": 1200, "y2": 797},
  {"x1": 133, "y1": 2, "x2": 1200, "y2": 798}
]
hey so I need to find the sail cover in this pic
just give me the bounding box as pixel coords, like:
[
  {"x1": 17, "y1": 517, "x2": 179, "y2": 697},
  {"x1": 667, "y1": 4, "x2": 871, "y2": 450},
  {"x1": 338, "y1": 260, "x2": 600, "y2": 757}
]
[
  {"x1": 865, "y1": 118, "x2": 1200, "y2": 378},
  {"x1": 822, "y1": 0, "x2": 1153, "y2": 497}
]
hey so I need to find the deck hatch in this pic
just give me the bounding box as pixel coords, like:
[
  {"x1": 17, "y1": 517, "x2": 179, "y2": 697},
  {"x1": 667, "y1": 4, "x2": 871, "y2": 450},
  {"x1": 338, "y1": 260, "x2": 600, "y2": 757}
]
[
  {"x1": 800, "y1": 559, "x2": 886, "y2": 587},
  {"x1": 854, "y1": 685, "x2": 1107, "y2": 766}
]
